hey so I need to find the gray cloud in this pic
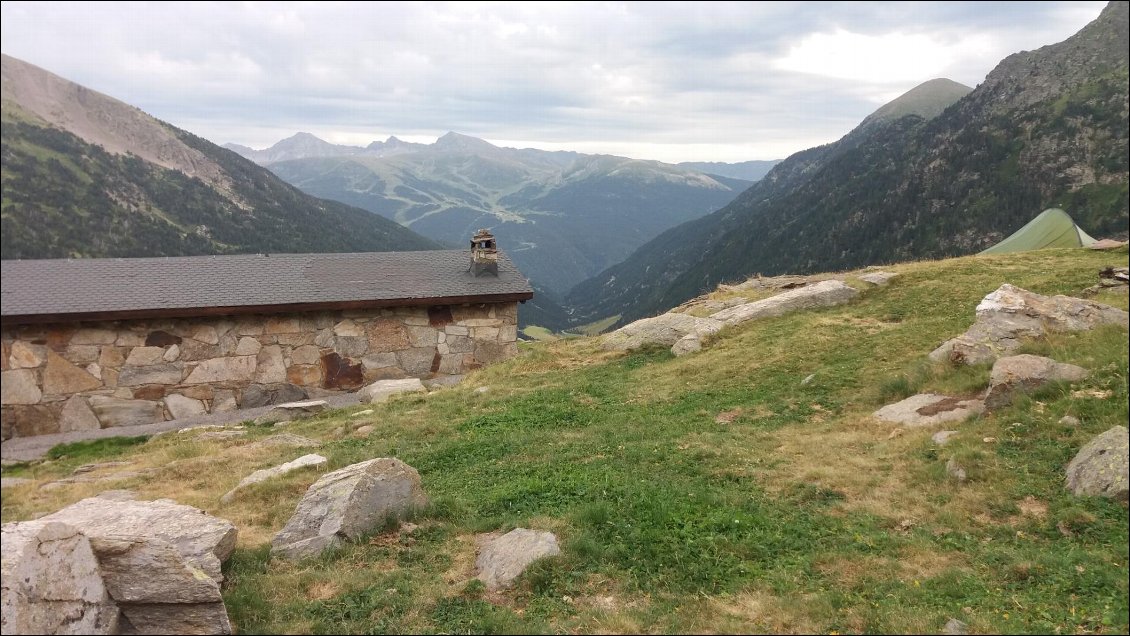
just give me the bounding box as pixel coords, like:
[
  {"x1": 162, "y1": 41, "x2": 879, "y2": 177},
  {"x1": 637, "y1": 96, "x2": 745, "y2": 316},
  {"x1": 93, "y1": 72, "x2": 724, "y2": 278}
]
[{"x1": 0, "y1": 1, "x2": 1106, "y2": 162}]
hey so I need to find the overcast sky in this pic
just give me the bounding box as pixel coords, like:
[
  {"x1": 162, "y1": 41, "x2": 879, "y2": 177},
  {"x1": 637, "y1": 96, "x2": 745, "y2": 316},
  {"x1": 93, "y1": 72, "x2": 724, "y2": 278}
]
[{"x1": 0, "y1": 1, "x2": 1107, "y2": 163}]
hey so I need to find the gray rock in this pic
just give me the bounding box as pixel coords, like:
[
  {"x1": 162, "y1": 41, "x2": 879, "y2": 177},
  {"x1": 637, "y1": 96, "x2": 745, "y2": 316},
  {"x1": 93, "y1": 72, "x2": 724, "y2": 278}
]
[
  {"x1": 422, "y1": 374, "x2": 464, "y2": 389},
  {"x1": 254, "y1": 400, "x2": 328, "y2": 425},
  {"x1": 1, "y1": 369, "x2": 42, "y2": 405},
  {"x1": 88, "y1": 396, "x2": 165, "y2": 428},
  {"x1": 254, "y1": 345, "x2": 287, "y2": 384},
  {"x1": 271, "y1": 458, "x2": 428, "y2": 561},
  {"x1": 930, "y1": 284, "x2": 1129, "y2": 365},
  {"x1": 932, "y1": 430, "x2": 959, "y2": 446},
  {"x1": 355, "y1": 425, "x2": 374, "y2": 436},
  {"x1": 233, "y1": 337, "x2": 261, "y2": 356},
  {"x1": 164, "y1": 394, "x2": 207, "y2": 420},
  {"x1": 114, "y1": 601, "x2": 231, "y2": 635},
  {"x1": 474, "y1": 386, "x2": 491, "y2": 394},
  {"x1": 858, "y1": 271, "x2": 900, "y2": 286},
  {"x1": 59, "y1": 395, "x2": 101, "y2": 433},
  {"x1": 116, "y1": 363, "x2": 183, "y2": 387},
  {"x1": 603, "y1": 313, "x2": 720, "y2": 352},
  {"x1": 123, "y1": 346, "x2": 165, "y2": 366},
  {"x1": 246, "y1": 433, "x2": 320, "y2": 450},
  {"x1": 670, "y1": 319, "x2": 725, "y2": 356},
  {"x1": 183, "y1": 356, "x2": 257, "y2": 384},
  {"x1": 800, "y1": 373, "x2": 816, "y2": 386},
  {"x1": 1065, "y1": 426, "x2": 1128, "y2": 500},
  {"x1": 39, "y1": 497, "x2": 237, "y2": 585},
  {"x1": 475, "y1": 528, "x2": 561, "y2": 591},
  {"x1": 709, "y1": 280, "x2": 859, "y2": 326},
  {"x1": 221, "y1": 454, "x2": 327, "y2": 504},
  {"x1": 0, "y1": 520, "x2": 119, "y2": 635},
  {"x1": 943, "y1": 617, "x2": 969, "y2": 635},
  {"x1": 397, "y1": 347, "x2": 437, "y2": 375},
  {"x1": 239, "y1": 383, "x2": 308, "y2": 409},
  {"x1": 359, "y1": 378, "x2": 426, "y2": 404},
  {"x1": 1059, "y1": 415, "x2": 1081, "y2": 427},
  {"x1": 350, "y1": 409, "x2": 374, "y2": 417},
  {"x1": 946, "y1": 457, "x2": 968, "y2": 483},
  {"x1": 85, "y1": 535, "x2": 220, "y2": 604},
  {"x1": 985, "y1": 355, "x2": 1089, "y2": 409},
  {"x1": 873, "y1": 394, "x2": 984, "y2": 427}
]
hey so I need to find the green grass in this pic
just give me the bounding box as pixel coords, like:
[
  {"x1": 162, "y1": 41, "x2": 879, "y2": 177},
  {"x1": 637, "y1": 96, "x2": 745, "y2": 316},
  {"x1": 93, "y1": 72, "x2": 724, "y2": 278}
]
[
  {"x1": 520, "y1": 325, "x2": 559, "y2": 341},
  {"x1": 44, "y1": 435, "x2": 151, "y2": 463},
  {"x1": 574, "y1": 314, "x2": 622, "y2": 336},
  {"x1": 3, "y1": 247, "x2": 1127, "y2": 634}
]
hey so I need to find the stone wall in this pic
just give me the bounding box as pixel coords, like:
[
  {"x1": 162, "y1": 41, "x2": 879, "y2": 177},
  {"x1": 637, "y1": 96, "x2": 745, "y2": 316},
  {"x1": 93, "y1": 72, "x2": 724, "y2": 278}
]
[{"x1": 1, "y1": 302, "x2": 518, "y2": 440}]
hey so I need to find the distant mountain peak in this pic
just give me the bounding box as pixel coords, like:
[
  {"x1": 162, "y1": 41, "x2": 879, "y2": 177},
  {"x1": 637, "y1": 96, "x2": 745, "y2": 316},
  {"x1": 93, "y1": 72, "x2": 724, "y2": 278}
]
[
  {"x1": 860, "y1": 78, "x2": 973, "y2": 127},
  {"x1": 434, "y1": 131, "x2": 498, "y2": 152}
]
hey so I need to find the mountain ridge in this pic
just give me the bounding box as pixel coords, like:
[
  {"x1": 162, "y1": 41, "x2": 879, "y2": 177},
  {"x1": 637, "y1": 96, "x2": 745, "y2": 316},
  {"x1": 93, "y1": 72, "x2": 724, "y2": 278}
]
[
  {"x1": 566, "y1": 1, "x2": 1129, "y2": 328},
  {"x1": 250, "y1": 132, "x2": 752, "y2": 297},
  {"x1": 1, "y1": 54, "x2": 442, "y2": 260}
]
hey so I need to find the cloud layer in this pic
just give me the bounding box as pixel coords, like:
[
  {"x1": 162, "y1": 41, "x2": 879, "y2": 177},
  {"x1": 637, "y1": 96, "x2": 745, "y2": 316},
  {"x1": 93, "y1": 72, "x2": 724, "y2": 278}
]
[{"x1": 0, "y1": 1, "x2": 1105, "y2": 162}]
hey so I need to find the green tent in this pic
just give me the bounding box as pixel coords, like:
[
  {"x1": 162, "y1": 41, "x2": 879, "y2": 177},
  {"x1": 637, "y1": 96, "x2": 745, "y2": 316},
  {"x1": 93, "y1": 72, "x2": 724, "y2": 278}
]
[{"x1": 980, "y1": 208, "x2": 1097, "y2": 254}]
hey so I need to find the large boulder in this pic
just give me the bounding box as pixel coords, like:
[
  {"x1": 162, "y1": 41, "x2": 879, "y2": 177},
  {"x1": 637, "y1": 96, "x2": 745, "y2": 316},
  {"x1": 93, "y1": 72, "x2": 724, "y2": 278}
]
[
  {"x1": 359, "y1": 378, "x2": 426, "y2": 404},
  {"x1": 221, "y1": 454, "x2": 328, "y2": 504},
  {"x1": 475, "y1": 528, "x2": 561, "y2": 591},
  {"x1": 1, "y1": 520, "x2": 119, "y2": 635},
  {"x1": 1065, "y1": 426, "x2": 1129, "y2": 500},
  {"x1": 930, "y1": 284, "x2": 1129, "y2": 365},
  {"x1": 271, "y1": 458, "x2": 429, "y2": 561},
  {"x1": 873, "y1": 393, "x2": 985, "y2": 427},
  {"x1": 709, "y1": 280, "x2": 859, "y2": 327},
  {"x1": 984, "y1": 355, "x2": 1089, "y2": 410},
  {"x1": 253, "y1": 400, "x2": 327, "y2": 425},
  {"x1": 39, "y1": 498, "x2": 236, "y2": 584},
  {"x1": 602, "y1": 313, "x2": 720, "y2": 352},
  {"x1": 670, "y1": 319, "x2": 725, "y2": 356},
  {"x1": 38, "y1": 497, "x2": 238, "y2": 635}
]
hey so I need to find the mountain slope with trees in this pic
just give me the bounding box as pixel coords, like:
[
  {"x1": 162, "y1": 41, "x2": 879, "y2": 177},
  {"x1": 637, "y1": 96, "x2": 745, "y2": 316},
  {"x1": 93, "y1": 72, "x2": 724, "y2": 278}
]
[
  {"x1": 246, "y1": 133, "x2": 751, "y2": 297},
  {"x1": 567, "y1": 1, "x2": 1129, "y2": 328},
  {"x1": 0, "y1": 54, "x2": 440, "y2": 260}
]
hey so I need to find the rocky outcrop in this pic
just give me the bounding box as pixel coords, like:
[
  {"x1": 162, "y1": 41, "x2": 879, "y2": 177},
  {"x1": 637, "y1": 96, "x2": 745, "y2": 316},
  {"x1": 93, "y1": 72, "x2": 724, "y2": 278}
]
[
  {"x1": 271, "y1": 458, "x2": 428, "y2": 561},
  {"x1": 858, "y1": 271, "x2": 899, "y2": 286},
  {"x1": 930, "y1": 284, "x2": 1129, "y2": 365},
  {"x1": 1065, "y1": 426, "x2": 1128, "y2": 500},
  {"x1": 39, "y1": 498, "x2": 237, "y2": 587},
  {"x1": 359, "y1": 378, "x2": 427, "y2": 404},
  {"x1": 1, "y1": 520, "x2": 119, "y2": 635},
  {"x1": 475, "y1": 528, "x2": 561, "y2": 591},
  {"x1": 602, "y1": 313, "x2": 720, "y2": 352},
  {"x1": 7, "y1": 498, "x2": 238, "y2": 635},
  {"x1": 873, "y1": 393, "x2": 985, "y2": 427},
  {"x1": 984, "y1": 355, "x2": 1089, "y2": 409},
  {"x1": 709, "y1": 280, "x2": 859, "y2": 327},
  {"x1": 221, "y1": 454, "x2": 327, "y2": 504},
  {"x1": 670, "y1": 320, "x2": 725, "y2": 356},
  {"x1": 253, "y1": 400, "x2": 328, "y2": 425}
]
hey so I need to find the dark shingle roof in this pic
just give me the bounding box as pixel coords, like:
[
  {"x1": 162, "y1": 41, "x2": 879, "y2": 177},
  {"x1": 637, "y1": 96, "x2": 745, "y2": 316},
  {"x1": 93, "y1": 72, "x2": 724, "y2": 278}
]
[{"x1": 1, "y1": 250, "x2": 532, "y2": 323}]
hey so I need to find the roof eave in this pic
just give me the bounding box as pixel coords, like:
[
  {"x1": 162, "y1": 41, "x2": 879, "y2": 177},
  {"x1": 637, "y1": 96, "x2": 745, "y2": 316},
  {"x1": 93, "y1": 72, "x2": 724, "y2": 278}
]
[{"x1": 1, "y1": 291, "x2": 534, "y2": 327}]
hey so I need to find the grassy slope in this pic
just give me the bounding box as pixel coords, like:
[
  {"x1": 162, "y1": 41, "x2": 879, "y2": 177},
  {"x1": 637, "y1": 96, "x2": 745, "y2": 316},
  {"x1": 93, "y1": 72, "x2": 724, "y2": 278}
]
[{"x1": 2, "y1": 247, "x2": 1127, "y2": 634}]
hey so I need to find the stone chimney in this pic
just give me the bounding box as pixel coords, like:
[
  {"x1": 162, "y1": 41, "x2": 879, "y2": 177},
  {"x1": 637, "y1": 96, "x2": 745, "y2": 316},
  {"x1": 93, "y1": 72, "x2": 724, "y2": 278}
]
[{"x1": 469, "y1": 229, "x2": 498, "y2": 277}]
